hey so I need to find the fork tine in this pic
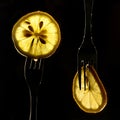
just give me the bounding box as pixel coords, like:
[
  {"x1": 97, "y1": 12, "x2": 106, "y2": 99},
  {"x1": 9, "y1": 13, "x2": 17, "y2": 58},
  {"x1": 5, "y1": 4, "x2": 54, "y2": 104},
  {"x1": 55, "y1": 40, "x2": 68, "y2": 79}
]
[
  {"x1": 77, "y1": 48, "x2": 82, "y2": 90},
  {"x1": 29, "y1": 58, "x2": 34, "y2": 69},
  {"x1": 77, "y1": 48, "x2": 87, "y2": 90},
  {"x1": 83, "y1": 61, "x2": 86, "y2": 90}
]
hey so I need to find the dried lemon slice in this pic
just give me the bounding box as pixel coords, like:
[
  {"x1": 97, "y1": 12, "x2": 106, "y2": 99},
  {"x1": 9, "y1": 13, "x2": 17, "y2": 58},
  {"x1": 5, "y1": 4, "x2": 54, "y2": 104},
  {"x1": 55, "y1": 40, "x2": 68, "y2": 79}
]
[
  {"x1": 12, "y1": 11, "x2": 61, "y2": 59},
  {"x1": 72, "y1": 65, "x2": 107, "y2": 113}
]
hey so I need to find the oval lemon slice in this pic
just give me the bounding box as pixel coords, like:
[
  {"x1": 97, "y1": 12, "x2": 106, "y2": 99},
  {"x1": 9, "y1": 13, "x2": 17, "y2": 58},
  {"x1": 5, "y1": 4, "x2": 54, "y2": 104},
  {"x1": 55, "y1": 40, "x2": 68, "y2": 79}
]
[
  {"x1": 12, "y1": 11, "x2": 61, "y2": 59},
  {"x1": 72, "y1": 65, "x2": 107, "y2": 113}
]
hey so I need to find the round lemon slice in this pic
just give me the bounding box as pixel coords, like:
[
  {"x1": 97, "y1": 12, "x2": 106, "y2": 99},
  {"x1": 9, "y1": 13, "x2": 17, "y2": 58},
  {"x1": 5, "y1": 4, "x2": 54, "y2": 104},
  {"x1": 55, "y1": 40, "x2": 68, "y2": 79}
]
[
  {"x1": 72, "y1": 65, "x2": 107, "y2": 113},
  {"x1": 12, "y1": 11, "x2": 61, "y2": 59}
]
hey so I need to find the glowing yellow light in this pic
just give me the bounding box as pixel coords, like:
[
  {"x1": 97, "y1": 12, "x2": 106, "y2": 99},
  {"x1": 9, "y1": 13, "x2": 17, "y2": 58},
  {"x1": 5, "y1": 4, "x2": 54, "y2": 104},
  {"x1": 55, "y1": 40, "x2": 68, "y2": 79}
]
[
  {"x1": 72, "y1": 65, "x2": 107, "y2": 113},
  {"x1": 12, "y1": 11, "x2": 61, "y2": 59}
]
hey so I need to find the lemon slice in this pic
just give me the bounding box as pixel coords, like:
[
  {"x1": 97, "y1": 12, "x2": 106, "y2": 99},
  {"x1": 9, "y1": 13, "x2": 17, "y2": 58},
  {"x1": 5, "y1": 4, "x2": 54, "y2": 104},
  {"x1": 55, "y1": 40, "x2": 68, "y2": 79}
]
[
  {"x1": 12, "y1": 11, "x2": 61, "y2": 59},
  {"x1": 72, "y1": 65, "x2": 107, "y2": 113}
]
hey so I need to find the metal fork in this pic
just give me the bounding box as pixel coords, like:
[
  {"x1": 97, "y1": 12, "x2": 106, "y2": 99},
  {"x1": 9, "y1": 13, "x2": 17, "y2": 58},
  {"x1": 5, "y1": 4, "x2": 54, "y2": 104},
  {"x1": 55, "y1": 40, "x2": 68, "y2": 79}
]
[
  {"x1": 24, "y1": 57, "x2": 44, "y2": 120},
  {"x1": 77, "y1": 0, "x2": 97, "y2": 90}
]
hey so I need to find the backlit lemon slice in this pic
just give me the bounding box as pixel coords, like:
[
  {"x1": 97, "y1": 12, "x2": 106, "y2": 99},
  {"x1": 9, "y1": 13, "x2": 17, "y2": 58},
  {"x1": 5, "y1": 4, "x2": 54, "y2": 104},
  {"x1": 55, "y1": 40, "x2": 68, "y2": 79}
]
[
  {"x1": 12, "y1": 11, "x2": 61, "y2": 59},
  {"x1": 72, "y1": 65, "x2": 107, "y2": 113}
]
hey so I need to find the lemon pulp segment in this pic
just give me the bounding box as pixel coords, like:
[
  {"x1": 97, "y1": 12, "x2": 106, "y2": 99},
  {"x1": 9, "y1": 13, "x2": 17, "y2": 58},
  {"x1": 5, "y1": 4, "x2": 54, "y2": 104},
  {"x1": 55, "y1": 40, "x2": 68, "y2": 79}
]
[
  {"x1": 72, "y1": 65, "x2": 107, "y2": 113},
  {"x1": 12, "y1": 11, "x2": 61, "y2": 59}
]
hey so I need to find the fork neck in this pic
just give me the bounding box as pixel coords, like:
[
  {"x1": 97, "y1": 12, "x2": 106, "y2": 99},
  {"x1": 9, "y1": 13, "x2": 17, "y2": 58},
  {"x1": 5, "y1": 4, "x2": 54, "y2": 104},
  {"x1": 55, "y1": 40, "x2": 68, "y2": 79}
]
[{"x1": 83, "y1": 0, "x2": 94, "y2": 40}]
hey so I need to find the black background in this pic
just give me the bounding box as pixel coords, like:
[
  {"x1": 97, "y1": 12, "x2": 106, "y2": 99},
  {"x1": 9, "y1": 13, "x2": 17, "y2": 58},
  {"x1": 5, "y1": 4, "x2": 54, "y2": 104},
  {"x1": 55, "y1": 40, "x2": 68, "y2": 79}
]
[{"x1": 0, "y1": 0, "x2": 120, "y2": 120}]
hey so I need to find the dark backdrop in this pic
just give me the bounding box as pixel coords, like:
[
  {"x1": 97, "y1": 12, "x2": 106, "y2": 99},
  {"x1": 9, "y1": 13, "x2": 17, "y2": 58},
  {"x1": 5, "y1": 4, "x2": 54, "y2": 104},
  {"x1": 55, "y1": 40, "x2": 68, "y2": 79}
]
[{"x1": 0, "y1": 0, "x2": 119, "y2": 120}]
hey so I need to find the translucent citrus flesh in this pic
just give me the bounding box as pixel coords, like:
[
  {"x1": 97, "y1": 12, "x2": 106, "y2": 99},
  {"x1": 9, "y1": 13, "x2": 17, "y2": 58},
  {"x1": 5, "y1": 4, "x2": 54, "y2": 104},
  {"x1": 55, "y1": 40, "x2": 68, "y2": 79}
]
[
  {"x1": 72, "y1": 65, "x2": 107, "y2": 113},
  {"x1": 12, "y1": 11, "x2": 61, "y2": 59}
]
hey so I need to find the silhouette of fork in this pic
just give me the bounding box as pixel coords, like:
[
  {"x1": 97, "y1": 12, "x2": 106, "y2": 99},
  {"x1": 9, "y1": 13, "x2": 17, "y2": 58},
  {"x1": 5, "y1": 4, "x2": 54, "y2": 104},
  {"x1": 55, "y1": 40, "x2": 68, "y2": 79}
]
[
  {"x1": 77, "y1": 0, "x2": 97, "y2": 90},
  {"x1": 24, "y1": 57, "x2": 44, "y2": 120}
]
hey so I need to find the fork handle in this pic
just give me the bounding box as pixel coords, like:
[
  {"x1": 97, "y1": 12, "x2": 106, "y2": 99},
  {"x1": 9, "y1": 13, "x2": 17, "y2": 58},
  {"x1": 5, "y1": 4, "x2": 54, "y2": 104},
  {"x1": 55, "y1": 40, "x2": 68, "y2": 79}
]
[
  {"x1": 84, "y1": 0, "x2": 94, "y2": 38},
  {"x1": 29, "y1": 93, "x2": 38, "y2": 120}
]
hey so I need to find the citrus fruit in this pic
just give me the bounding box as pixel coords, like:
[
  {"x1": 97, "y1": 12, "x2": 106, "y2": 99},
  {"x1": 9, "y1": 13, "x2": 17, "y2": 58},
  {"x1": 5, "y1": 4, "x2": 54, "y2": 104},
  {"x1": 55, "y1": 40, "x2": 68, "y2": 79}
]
[
  {"x1": 72, "y1": 65, "x2": 107, "y2": 113},
  {"x1": 12, "y1": 11, "x2": 61, "y2": 59}
]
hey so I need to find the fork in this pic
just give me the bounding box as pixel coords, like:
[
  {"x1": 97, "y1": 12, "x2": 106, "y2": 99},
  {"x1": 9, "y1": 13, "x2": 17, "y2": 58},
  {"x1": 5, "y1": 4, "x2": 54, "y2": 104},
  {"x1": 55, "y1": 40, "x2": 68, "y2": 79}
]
[
  {"x1": 24, "y1": 57, "x2": 44, "y2": 120},
  {"x1": 77, "y1": 0, "x2": 97, "y2": 90}
]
